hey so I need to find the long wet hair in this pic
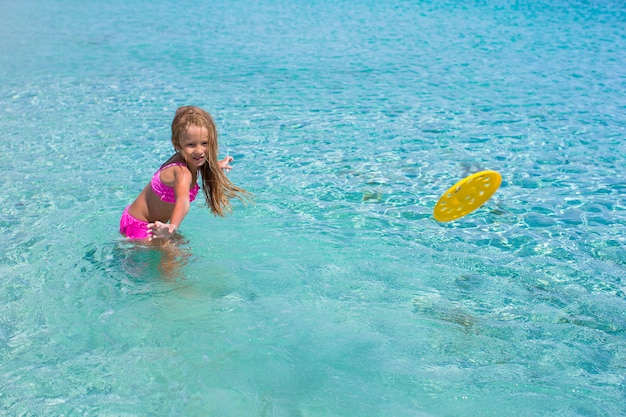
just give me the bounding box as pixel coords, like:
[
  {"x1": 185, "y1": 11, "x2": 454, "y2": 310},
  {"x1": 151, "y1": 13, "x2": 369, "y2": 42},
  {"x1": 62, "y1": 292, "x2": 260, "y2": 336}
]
[{"x1": 171, "y1": 106, "x2": 249, "y2": 216}]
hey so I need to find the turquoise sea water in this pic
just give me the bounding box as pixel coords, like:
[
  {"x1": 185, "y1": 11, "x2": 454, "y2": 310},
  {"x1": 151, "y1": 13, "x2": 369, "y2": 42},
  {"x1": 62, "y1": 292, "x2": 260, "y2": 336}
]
[{"x1": 1, "y1": 0, "x2": 625, "y2": 415}]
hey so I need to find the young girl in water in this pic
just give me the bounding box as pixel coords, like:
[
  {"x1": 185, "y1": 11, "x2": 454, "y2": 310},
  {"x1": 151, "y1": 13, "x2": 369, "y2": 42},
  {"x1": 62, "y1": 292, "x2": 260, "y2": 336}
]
[{"x1": 120, "y1": 106, "x2": 248, "y2": 240}]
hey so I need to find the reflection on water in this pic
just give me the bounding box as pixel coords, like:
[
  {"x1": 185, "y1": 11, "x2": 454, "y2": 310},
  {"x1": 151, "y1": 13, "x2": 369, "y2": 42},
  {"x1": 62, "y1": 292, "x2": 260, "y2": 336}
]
[
  {"x1": 120, "y1": 235, "x2": 192, "y2": 281},
  {"x1": 83, "y1": 235, "x2": 192, "y2": 288}
]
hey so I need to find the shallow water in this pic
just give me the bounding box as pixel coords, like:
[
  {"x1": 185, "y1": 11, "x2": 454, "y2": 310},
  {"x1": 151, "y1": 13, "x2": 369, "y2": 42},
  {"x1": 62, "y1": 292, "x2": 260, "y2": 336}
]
[{"x1": 1, "y1": 0, "x2": 625, "y2": 415}]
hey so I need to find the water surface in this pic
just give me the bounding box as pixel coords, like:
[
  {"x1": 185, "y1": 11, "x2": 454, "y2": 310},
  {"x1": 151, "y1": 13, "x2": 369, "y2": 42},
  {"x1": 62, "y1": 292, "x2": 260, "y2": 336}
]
[{"x1": 1, "y1": 0, "x2": 625, "y2": 415}]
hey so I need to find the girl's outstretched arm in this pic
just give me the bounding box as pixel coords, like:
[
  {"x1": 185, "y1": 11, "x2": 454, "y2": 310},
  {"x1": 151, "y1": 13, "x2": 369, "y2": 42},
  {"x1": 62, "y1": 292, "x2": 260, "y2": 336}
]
[{"x1": 219, "y1": 156, "x2": 234, "y2": 171}]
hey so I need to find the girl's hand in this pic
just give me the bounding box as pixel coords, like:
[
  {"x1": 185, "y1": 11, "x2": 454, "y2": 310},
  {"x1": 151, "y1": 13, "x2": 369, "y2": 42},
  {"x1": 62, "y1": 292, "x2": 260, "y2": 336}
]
[
  {"x1": 219, "y1": 156, "x2": 234, "y2": 171},
  {"x1": 148, "y1": 221, "x2": 177, "y2": 240}
]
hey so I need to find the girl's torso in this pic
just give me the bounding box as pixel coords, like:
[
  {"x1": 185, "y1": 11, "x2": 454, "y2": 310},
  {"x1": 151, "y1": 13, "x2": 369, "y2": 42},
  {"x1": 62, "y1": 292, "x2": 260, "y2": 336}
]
[{"x1": 128, "y1": 157, "x2": 199, "y2": 223}]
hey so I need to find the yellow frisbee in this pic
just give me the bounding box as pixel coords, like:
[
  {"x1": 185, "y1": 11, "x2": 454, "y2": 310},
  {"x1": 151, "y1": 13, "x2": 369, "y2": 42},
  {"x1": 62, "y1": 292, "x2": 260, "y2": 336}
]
[{"x1": 433, "y1": 170, "x2": 502, "y2": 222}]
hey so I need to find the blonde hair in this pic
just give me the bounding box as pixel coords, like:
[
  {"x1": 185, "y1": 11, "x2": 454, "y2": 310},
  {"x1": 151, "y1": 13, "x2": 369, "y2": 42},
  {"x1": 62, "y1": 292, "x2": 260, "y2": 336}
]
[{"x1": 171, "y1": 106, "x2": 249, "y2": 216}]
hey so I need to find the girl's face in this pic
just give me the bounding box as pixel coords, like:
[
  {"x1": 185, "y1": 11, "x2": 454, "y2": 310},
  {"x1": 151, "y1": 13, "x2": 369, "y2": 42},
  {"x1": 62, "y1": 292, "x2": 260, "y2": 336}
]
[{"x1": 177, "y1": 125, "x2": 209, "y2": 169}]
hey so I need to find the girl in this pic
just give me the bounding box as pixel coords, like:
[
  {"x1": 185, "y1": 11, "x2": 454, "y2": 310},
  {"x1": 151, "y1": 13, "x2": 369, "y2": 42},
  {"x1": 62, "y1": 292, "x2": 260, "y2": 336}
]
[{"x1": 120, "y1": 106, "x2": 249, "y2": 240}]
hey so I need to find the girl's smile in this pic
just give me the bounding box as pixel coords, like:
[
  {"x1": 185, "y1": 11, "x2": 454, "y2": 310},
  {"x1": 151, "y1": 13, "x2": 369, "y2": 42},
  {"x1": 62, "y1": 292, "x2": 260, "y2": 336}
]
[{"x1": 178, "y1": 125, "x2": 209, "y2": 168}]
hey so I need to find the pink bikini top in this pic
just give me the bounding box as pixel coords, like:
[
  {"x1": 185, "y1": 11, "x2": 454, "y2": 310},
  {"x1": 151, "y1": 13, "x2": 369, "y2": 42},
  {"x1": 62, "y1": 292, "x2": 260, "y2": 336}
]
[{"x1": 150, "y1": 162, "x2": 200, "y2": 204}]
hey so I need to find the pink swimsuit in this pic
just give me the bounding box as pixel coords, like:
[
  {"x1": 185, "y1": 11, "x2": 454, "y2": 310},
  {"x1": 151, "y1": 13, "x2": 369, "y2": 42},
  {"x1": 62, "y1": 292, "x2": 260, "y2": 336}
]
[
  {"x1": 119, "y1": 206, "x2": 151, "y2": 239},
  {"x1": 120, "y1": 163, "x2": 200, "y2": 239},
  {"x1": 150, "y1": 163, "x2": 200, "y2": 203}
]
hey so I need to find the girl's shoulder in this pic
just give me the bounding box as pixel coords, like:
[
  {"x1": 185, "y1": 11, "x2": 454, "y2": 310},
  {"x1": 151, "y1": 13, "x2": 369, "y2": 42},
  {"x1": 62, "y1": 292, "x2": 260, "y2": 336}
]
[
  {"x1": 160, "y1": 162, "x2": 189, "y2": 173},
  {"x1": 156, "y1": 157, "x2": 192, "y2": 186}
]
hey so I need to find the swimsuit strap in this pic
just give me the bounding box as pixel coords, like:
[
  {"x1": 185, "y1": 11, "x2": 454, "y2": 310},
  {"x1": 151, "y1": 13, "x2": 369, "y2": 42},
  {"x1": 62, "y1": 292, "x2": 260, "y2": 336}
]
[{"x1": 158, "y1": 162, "x2": 188, "y2": 172}]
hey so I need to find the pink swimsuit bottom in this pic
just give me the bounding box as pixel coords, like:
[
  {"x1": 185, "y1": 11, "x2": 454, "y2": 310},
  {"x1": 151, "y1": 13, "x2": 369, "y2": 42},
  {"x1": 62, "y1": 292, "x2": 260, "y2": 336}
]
[{"x1": 119, "y1": 206, "x2": 150, "y2": 239}]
